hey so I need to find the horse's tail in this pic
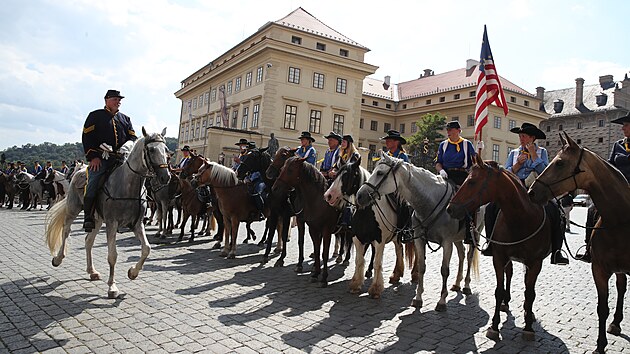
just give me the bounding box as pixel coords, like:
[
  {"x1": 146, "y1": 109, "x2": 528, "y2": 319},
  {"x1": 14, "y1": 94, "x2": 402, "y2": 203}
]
[
  {"x1": 45, "y1": 197, "x2": 68, "y2": 256},
  {"x1": 210, "y1": 214, "x2": 216, "y2": 231},
  {"x1": 471, "y1": 244, "x2": 479, "y2": 279},
  {"x1": 405, "y1": 242, "x2": 415, "y2": 269}
]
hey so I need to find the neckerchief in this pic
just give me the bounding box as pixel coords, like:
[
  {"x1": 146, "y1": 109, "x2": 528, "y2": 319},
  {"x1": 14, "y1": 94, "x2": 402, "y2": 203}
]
[
  {"x1": 448, "y1": 137, "x2": 464, "y2": 152},
  {"x1": 624, "y1": 138, "x2": 630, "y2": 152}
]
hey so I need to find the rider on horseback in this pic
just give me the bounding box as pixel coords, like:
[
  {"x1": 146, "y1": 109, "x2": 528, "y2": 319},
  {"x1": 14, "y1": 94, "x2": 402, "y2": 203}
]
[
  {"x1": 173, "y1": 145, "x2": 191, "y2": 174},
  {"x1": 82, "y1": 90, "x2": 137, "y2": 232},
  {"x1": 232, "y1": 138, "x2": 250, "y2": 170},
  {"x1": 243, "y1": 141, "x2": 266, "y2": 221},
  {"x1": 320, "y1": 131, "x2": 341, "y2": 181},
  {"x1": 295, "y1": 132, "x2": 317, "y2": 165}
]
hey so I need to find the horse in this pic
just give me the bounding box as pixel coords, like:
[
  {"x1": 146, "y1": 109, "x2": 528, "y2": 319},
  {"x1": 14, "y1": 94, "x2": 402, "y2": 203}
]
[
  {"x1": 177, "y1": 176, "x2": 215, "y2": 242},
  {"x1": 272, "y1": 156, "x2": 341, "y2": 287},
  {"x1": 0, "y1": 171, "x2": 17, "y2": 209},
  {"x1": 324, "y1": 157, "x2": 417, "y2": 298},
  {"x1": 356, "y1": 151, "x2": 478, "y2": 311},
  {"x1": 45, "y1": 127, "x2": 170, "y2": 298},
  {"x1": 34, "y1": 170, "x2": 57, "y2": 208},
  {"x1": 192, "y1": 161, "x2": 266, "y2": 259},
  {"x1": 15, "y1": 171, "x2": 46, "y2": 210},
  {"x1": 528, "y1": 132, "x2": 629, "y2": 353},
  {"x1": 447, "y1": 153, "x2": 562, "y2": 341},
  {"x1": 146, "y1": 171, "x2": 183, "y2": 238}
]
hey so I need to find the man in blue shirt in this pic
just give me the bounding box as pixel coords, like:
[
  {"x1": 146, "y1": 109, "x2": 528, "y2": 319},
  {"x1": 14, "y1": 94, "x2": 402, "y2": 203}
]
[
  {"x1": 295, "y1": 131, "x2": 317, "y2": 165},
  {"x1": 381, "y1": 130, "x2": 409, "y2": 162},
  {"x1": 505, "y1": 122, "x2": 549, "y2": 186},
  {"x1": 436, "y1": 121, "x2": 476, "y2": 186},
  {"x1": 320, "y1": 132, "x2": 341, "y2": 180},
  {"x1": 173, "y1": 145, "x2": 192, "y2": 175}
]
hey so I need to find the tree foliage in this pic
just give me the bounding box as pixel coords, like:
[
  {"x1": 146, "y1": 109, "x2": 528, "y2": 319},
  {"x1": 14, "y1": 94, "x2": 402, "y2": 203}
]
[{"x1": 406, "y1": 112, "x2": 447, "y2": 172}]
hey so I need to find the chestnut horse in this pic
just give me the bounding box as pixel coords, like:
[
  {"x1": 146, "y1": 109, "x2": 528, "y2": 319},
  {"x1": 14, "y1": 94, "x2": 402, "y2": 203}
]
[
  {"x1": 272, "y1": 156, "x2": 340, "y2": 287},
  {"x1": 447, "y1": 154, "x2": 557, "y2": 341},
  {"x1": 529, "y1": 133, "x2": 628, "y2": 353}
]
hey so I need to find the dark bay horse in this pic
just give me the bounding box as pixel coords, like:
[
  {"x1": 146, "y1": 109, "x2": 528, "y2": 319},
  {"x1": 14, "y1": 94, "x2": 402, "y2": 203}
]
[
  {"x1": 529, "y1": 133, "x2": 628, "y2": 353},
  {"x1": 447, "y1": 154, "x2": 556, "y2": 341},
  {"x1": 272, "y1": 156, "x2": 340, "y2": 287},
  {"x1": 0, "y1": 171, "x2": 17, "y2": 209}
]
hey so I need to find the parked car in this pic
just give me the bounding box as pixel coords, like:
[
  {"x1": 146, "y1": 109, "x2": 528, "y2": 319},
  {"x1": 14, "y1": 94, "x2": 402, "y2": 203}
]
[{"x1": 572, "y1": 194, "x2": 591, "y2": 207}]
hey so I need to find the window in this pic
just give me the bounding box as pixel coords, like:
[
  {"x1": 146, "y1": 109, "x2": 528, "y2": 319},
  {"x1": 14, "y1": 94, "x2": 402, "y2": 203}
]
[
  {"x1": 256, "y1": 66, "x2": 263, "y2": 82},
  {"x1": 577, "y1": 122, "x2": 583, "y2": 129},
  {"x1": 598, "y1": 137, "x2": 603, "y2": 143},
  {"x1": 336, "y1": 78, "x2": 347, "y2": 94},
  {"x1": 339, "y1": 48, "x2": 349, "y2": 57},
  {"x1": 402, "y1": 104, "x2": 407, "y2": 109},
  {"x1": 235, "y1": 77, "x2": 241, "y2": 92},
  {"x1": 439, "y1": 96, "x2": 445, "y2": 103},
  {"x1": 469, "y1": 91, "x2": 476, "y2": 98},
  {"x1": 360, "y1": 118, "x2": 364, "y2": 129},
  {"x1": 399, "y1": 123, "x2": 405, "y2": 134},
  {"x1": 241, "y1": 106, "x2": 249, "y2": 130},
  {"x1": 386, "y1": 103, "x2": 392, "y2": 109},
  {"x1": 509, "y1": 120, "x2": 516, "y2": 130},
  {"x1": 545, "y1": 141, "x2": 549, "y2": 146},
  {"x1": 467, "y1": 115, "x2": 474, "y2": 127},
  {"x1": 211, "y1": 89, "x2": 217, "y2": 102},
  {"x1": 195, "y1": 122, "x2": 200, "y2": 139},
  {"x1": 215, "y1": 113, "x2": 221, "y2": 127},
  {"x1": 454, "y1": 94, "x2": 460, "y2": 100},
  {"x1": 370, "y1": 120, "x2": 378, "y2": 131},
  {"x1": 361, "y1": 98, "x2": 365, "y2": 104},
  {"x1": 559, "y1": 124, "x2": 563, "y2": 131},
  {"x1": 546, "y1": 125, "x2": 551, "y2": 132},
  {"x1": 226, "y1": 81, "x2": 233, "y2": 95},
  {"x1": 231, "y1": 109, "x2": 238, "y2": 128},
  {"x1": 510, "y1": 96, "x2": 516, "y2": 103},
  {"x1": 284, "y1": 105, "x2": 297, "y2": 130},
  {"x1": 333, "y1": 114, "x2": 344, "y2": 134},
  {"x1": 199, "y1": 95, "x2": 203, "y2": 107},
  {"x1": 494, "y1": 116, "x2": 502, "y2": 129},
  {"x1": 180, "y1": 126, "x2": 184, "y2": 142},
  {"x1": 193, "y1": 98, "x2": 198, "y2": 110},
  {"x1": 245, "y1": 72, "x2": 252, "y2": 87},
  {"x1": 208, "y1": 115, "x2": 213, "y2": 127},
  {"x1": 288, "y1": 67, "x2": 301, "y2": 84},
  {"x1": 598, "y1": 119, "x2": 604, "y2": 127},
  {"x1": 372, "y1": 101, "x2": 378, "y2": 107},
  {"x1": 426, "y1": 99, "x2": 431, "y2": 105},
  {"x1": 316, "y1": 42, "x2": 326, "y2": 51},
  {"x1": 411, "y1": 122, "x2": 417, "y2": 133},
  {"x1": 451, "y1": 116, "x2": 459, "y2": 121},
  {"x1": 384, "y1": 122, "x2": 391, "y2": 132},
  {"x1": 252, "y1": 104, "x2": 260, "y2": 128},
  {"x1": 291, "y1": 36, "x2": 302, "y2": 45},
  {"x1": 313, "y1": 73, "x2": 325, "y2": 89},
  {"x1": 309, "y1": 110, "x2": 321, "y2": 134},
  {"x1": 524, "y1": 100, "x2": 530, "y2": 107},
  {"x1": 492, "y1": 144, "x2": 500, "y2": 162},
  {"x1": 204, "y1": 92, "x2": 209, "y2": 105}
]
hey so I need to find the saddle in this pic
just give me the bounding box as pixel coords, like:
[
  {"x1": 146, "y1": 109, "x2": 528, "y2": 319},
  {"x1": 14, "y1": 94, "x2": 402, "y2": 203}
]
[{"x1": 196, "y1": 185, "x2": 213, "y2": 206}]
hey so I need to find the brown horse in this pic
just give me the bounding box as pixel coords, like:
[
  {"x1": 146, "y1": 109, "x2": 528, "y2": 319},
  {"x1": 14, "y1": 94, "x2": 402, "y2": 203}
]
[
  {"x1": 272, "y1": 156, "x2": 341, "y2": 287},
  {"x1": 447, "y1": 154, "x2": 556, "y2": 341},
  {"x1": 0, "y1": 171, "x2": 17, "y2": 209},
  {"x1": 528, "y1": 133, "x2": 628, "y2": 353}
]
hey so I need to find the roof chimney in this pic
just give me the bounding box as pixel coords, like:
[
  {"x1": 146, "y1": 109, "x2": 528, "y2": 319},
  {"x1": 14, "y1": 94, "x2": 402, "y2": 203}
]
[
  {"x1": 465, "y1": 59, "x2": 479, "y2": 77},
  {"x1": 421, "y1": 69, "x2": 433, "y2": 78},
  {"x1": 553, "y1": 99, "x2": 564, "y2": 113},
  {"x1": 575, "y1": 78, "x2": 585, "y2": 109},
  {"x1": 599, "y1": 75, "x2": 614, "y2": 90},
  {"x1": 536, "y1": 87, "x2": 546, "y2": 111},
  {"x1": 383, "y1": 75, "x2": 391, "y2": 90}
]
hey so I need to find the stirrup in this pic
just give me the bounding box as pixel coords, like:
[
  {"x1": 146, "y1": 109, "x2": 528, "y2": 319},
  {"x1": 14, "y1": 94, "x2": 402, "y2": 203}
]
[{"x1": 550, "y1": 250, "x2": 569, "y2": 265}]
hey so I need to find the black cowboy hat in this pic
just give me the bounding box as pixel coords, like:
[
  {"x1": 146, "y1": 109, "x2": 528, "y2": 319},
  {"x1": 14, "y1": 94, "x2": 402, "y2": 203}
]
[
  {"x1": 181, "y1": 145, "x2": 191, "y2": 152},
  {"x1": 446, "y1": 120, "x2": 461, "y2": 129},
  {"x1": 104, "y1": 89, "x2": 124, "y2": 99},
  {"x1": 247, "y1": 141, "x2": 257, "y2": 149},
  {"x1": 324, "y1": 131, "x2": 342, "y2": 142},
  {"x1": 380, "y1": 130, "x2": 407, "y2": 145},
  {"x1": 235, "y1": 138, "x2": 249, "y2": 146},
  {"x1": 298, "y1": 131, "x2": 315, "y2": 143},
  {"x1": 510, "y1": 122, "x2": 546, "y2": 140},
  {"x1": 611, "y1": 114, "x2": 630, "y2": 125},
  {"x1": 342, "y1": 134, "x2": 354, "y2": 143}
]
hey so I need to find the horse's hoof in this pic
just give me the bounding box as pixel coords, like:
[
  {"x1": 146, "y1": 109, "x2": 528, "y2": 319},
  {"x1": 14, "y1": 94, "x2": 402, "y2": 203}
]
[
  {"x1": 500, "y1": 304, "x2": 509, "y2": 312},
  {"x1": 486, "y1": 328, "x2": 500, "y2": 341},
  {"x1": 273, "y1": 248, "x2": 282, "y2": 255},
  {"x1": 607, "y1": 323, "x2": 621, "y2": 336},
  {"x1": 318, "y1": 281, "x2": 328, "y2": 288},
  {"x1": 342, "y1": 260, "x2": 349, "y2": 266},
  {"x1": 450, "y1": 285, "x2": 461, "y2": 292},
  {"x1": 188, "y1": 238, "x2": 194, "y2": 243},
  {"x1": 243, "y1": 239, "x2": 249, "y2": 244},
  {"x1": 435, "y1": 303, "x2": 447, "y2": 312},
  {"x1": 107, "y1": 290, "x2": 119, "y2": 299},
  {"x1": 261, "y1": 257, "x2": 268, "y2": 265},
  {"x1": 294, "y1": 265, "x2": 304, "y2": 273},
  {"x1": 51, "y1": 258, "x2": 61, "y2": 267},
  {"x1": 227, "y1": 254, "x2": 236, "y2": 259},
  {"x1": 365, "y1": 271, "x2": 373, "y2": 279},
  {"x1": 388, "y1": 277, "x2": 400, "y2": 285},
  {"x1": 212, "y1": 242, "x2": 222, "y2": 250},
  {"x1": 89, "y1": 273, "x2": 101, "y2": 281},
  {"x1": 522, "y1": 330, "x2": 535, "y2": 341},
  {"x1": 274, "y1": 260, "x2": 284, "y2": 267},
  {"x1": 411, "y1": 299, "x2": 423, "y2": 308},
  {"x1": 310, "y1": 276, "x2": 318, "y2": 283},
  {"x1": 128, "y1": 267, "x2": 138, "y2": 280},
  {"x1": 219, "y1": 251, "x2": 228, "y2": 257},
  {"x1": 335, "y1": 257, "x2": 342, "y2": 264},
  {"x1": 309, "y1": 252, "x2": 315, "y2": 259},
  {"x1": 463, "y1": 288, "x2": 472, "y2": 296},
  {"x1": 349, "y1": 287, "x2": 361, "y2": 294},
  {"x1": 331, "y1": 252, "x2": 339, "y2": 258}
]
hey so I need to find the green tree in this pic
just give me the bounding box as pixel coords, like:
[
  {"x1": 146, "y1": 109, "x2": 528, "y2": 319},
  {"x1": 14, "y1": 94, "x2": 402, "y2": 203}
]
[{"x1": 407, "y1": 112, "x2": 447, "y2": 172}]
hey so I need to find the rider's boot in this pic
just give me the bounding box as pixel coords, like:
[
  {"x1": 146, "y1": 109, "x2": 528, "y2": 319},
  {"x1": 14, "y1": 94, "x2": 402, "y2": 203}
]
[
  {"x1": 550, "y1": 226, "x2": 569, "y2": 265},
  {"x1": 83, "y1": 197, "x2": 96, "y2": 232},
  {"x1": 463, "y1": 215, "x2": 473, "y2": 244},
  {"x1": 250, "y1": 193, "x2": 265, "y2": 221}
]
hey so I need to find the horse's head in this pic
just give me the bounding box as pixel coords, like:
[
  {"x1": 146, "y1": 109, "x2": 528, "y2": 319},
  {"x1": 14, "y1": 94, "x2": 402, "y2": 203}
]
[
  {"x1": 237, "y1": 148, "x2": 271, "y2": 180},
  {"x1": 266, "y1": 147, "x2": 296, "y2": 180},
  {"x1": 140, "y1": 127, "x2": 170, "y2": 185},
  {"x1": 356, "y1": 151, "x2": 401, "y2": 208},
  {"x1": 180, "y1": 153, "x2": 205, "y2": 179},
  {"x1": 324, "y1": 156, "x2": 362, "y2": 207},
  {"x1": 447, "y1": 154, "x2": 498, "y2": 219},
  {"x1": 272, "y1": 156, "x2": 305, "y2": 196},
  {"x1": 528, "y1": 132, "x2": 586, "y2": 204}
]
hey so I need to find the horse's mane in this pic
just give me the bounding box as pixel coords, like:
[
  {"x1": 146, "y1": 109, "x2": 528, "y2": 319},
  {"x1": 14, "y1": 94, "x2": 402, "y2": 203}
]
[
  {"x1": 209, "y1": 162, "x2": 238, "y2": 186},
  {"x1": 483, "y1": 160, "x2": 528, "y2": 194},
  {"x1": 287, "y1": 156, "x2": 325, "y2": 187},
  {"x1": 580, "y1": 146, "x2": 630, "y2": 185}
]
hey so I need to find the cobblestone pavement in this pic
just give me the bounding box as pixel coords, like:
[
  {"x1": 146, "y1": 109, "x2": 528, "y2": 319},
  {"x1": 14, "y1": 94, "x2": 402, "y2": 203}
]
[{"x1": 0, "y1": 205, "x2": 627, "y2": 353}]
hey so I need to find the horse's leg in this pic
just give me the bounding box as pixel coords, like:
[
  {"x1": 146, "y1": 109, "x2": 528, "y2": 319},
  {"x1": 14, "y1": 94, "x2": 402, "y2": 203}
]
[
  {"x1": 411, "y1": 239, "x2": 427, "y2": 308},
  {"x1": 295, "y1": 220, "x2": 306, "y2": 273},
  {"x1": 522, "y1": 260, "x2": 542, "y2": 341},
  {"x1": 128, "y1": 223, "x2": 151, "y2": 281},
  {"x1": 189, "y1": 215, "x2": 197, "y2": 243},
  {"x1": 368, "y1": 241, "x2": 386, "y2": 298},
  {"x1": 349, "y1": 238, "x2": 366, "y2": 294},
  {"x1": 451, "y1": 240, "x2": 465, "y2": 292},
  {"x1": 463, "y1": 242, "x2": 477, "y2": 295},
  {"x1": 178, "y1": 211, "x2": 189, "y2": 242},
  {"x1": 227, "y1": 219, "x2": 239, "y2": 259},
  {"x1": 608, "y1": 272, "x2": 626, "y2": 336},
  {"x1": 435, "y1": 242, "x2": 454, "y2": 312},
  {"x1": 243, "y1": 222, "x2": 251, "y2": 244},
  {"x1": 219, "y1": 216, "x2": 230, "y2": 256},
  {"x1": 502, "y1": 261, "x2": 513, "y2": 312},
  {"x1": 342, "y1": 232, "x2": 352, "y2": 266},
  {"x1": 319, "y1": 230, "x2": 331, "y2": 288},
  {"x1": 105, "y1": 226, "x2": 119, "y2": 299},
  {"x1": 262, "y1": 218, "x2": 276, "y2": 264},
  {"x1": 277, "y1": 214, "x2": 290, "y2": 266},
  {"x1": 594, "y1": 264, "x2": 613, "y2": 353},
  {"x1": 487, "y1": 256, "x2": 507, "y2": 340},
  {"x1": 212, "y1": 207, "x2": 224, "y2": 241},
  {"x1": 390, "y1": 240, "x2": 404, "y2": 284},
  {"x1": 332, "y1": 234, "x2": 340, "y2": 259},
  {"x1": 366, "y1": 243, "x2": 375, "y2": 279},
  {"x1": 310, "y1": 231, "x2": 322, "y2": 282},
  {"x1": 85, "y1": 222, "x2": 103, "y2": 280}
]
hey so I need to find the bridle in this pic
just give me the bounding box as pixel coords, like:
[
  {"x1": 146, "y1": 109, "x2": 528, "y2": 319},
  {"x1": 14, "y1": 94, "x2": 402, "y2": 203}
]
[
  {"x1": 362, "y1": 159, "x2": 403, "y2": 202},
  {"x1": 533, "y1": 147, "x2": 585, "y2": 196},
  {"x1": 126, "y1": 136, "x2": 169, "y2": 178}
]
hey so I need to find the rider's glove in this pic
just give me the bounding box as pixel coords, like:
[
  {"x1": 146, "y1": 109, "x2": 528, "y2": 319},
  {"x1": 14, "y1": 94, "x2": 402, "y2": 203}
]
[
  {"x1": 100, "y1": 143, "x2": 114, "y2": 160},
  {"x1": 439, "y1": 169, "x2": 448, "y2": 179}
]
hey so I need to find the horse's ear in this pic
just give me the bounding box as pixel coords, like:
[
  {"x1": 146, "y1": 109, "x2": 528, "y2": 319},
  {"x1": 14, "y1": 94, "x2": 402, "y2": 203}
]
[
  {"x1": 475, "y1": 153, "x2": 484, "y2": 167},
  {"x1": 289, "y1": 148, "x2": 298, "y2": 155},
  {"x1": 161, "y1": 127, "x2": 167, "y2": 136},
  {"x1": 142, "y1": 126, "x2": 148, "y2": 137},
  {"x1": 355, "y1": 155, "x2": 362, "y2": 166},
  {"x1": 379, "y1": 150, "x2": 387, "y2": 160},
  {"x1": 559, "y1": 132, "x2": 567, "y2": 147},
  {"x1": 563, "y1": 131, "x2": 579, "y2": 148}
]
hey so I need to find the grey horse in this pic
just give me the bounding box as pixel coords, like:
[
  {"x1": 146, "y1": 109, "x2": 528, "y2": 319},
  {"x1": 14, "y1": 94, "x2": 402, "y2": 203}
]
[{"x1": 45, "y1": 127, "x2": 170, "y2": 298}]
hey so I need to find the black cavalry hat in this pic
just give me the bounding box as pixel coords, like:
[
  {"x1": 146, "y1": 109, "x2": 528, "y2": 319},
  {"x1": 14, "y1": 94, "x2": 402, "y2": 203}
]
[
  {"x1": 510, "y1": 122, "x2": 546, "y2": 140},
  {"x1": 324, "y1": 131, "x2": 342, "y2": 142},
  {"x1": 611, "y1": 114, "x2": 630, "y2": 125},
  {"x1": 446, "y1": 120, "x2": 461, "y2": 129},
  {"x1": 380, "y1": 130, "x2": 407, "y2": 145},
  {"x1": 342, "y1": 134, "x2": 354, "y2": 143},
  {"x1": 104, "y1": 89, "x2": 124, "y2": 99},
  {"x1": 180, "y1": 145, "x2": 191, "y2": 152},
  {"x1": 247, "y1": 141, "x2": 257, "y2": 149},
  {"x1": 235, "y1": 138, "x2": 249, "y2": 146},
  {"x1": 298, "y1": 131, "x2": 315, "y2": 143}
]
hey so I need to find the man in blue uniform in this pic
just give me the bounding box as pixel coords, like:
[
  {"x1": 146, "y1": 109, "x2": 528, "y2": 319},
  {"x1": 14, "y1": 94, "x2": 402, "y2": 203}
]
[
  {"x1": 296, "y1": 131, "x2": 317, "y2": 165},
  {"x1": 435, "y1": 121, "x2": 476, "y2": 186},
  {"x1": 381, "y1": 130, "x2": 409, "y2": 162},
  {"x1": 232, "y1": 138, "x2": 250, "y2": 170},
  {"x1": 173, "y1": 145, "x2": 191, "y2": 174},
  {"x1": 82, "y1": 89, "x2": 137, "y2": 232},
  {"x1": 320, "y1": 132, "x2": 341, "y2": 180}
]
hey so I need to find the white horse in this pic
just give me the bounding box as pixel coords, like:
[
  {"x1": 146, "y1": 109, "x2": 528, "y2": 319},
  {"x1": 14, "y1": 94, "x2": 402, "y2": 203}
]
[
  {"x1": 324, "y1": 157, "x2": 415, "y2": 299},
  {"x1": 46, "y1": 170, "x2": 70, "y2": 203},
  {"x1": 45, "y1": 127, "x2": 170, "y2": 298},
  {"x1": 15, "y1": 171, "x2": 46, "y2": 210},
  {"x1": 356, "y1": 151, "x2": 479, "y2": 311}
]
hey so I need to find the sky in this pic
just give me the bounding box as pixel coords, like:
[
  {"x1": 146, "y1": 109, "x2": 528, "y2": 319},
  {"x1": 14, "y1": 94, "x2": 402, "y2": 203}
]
[{"x1": 2, "y1": 0, "x2": 629, "y2": 150}]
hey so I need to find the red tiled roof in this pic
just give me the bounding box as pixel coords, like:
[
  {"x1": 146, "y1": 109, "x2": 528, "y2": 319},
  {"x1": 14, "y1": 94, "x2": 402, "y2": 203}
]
[{"x1": 273, "y1": 7, "x2": 367, "y2": 49}]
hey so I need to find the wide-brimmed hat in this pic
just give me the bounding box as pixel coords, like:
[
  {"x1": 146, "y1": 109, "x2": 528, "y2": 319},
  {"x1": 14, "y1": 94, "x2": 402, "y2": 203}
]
[
  {"x1": 380, "y1": 130, "x2": 407, "y2": 145},
  {"x1": 324, "y1": 131, "x2": 342, "y2": 143},
  {"x1": 342, "y1": 134, "x2": 354, "y2": 143},
  {"x1": 446, "y1": 121, "x2": 461, "y2": 129},
  {"x1": 235, "y1": 138, "x2": 249, "y2": 146},
  {"x1": 510, "y1": 122, "x2": 546, "y2": 140},
  {"x1": 298, "y1": 131, "x2": 315, "y2": 143},
  {"x1": 104, "y1": 89, "x2": 124, "y2": 99},
  {"x1": 611, "y1": 114, "x2": 630, "y2": 125},
  {"x1": 180, "y1": 145, "x2": 191, "y2": 152},
  {"x1": 247, "y1": 141, "x2": 257, "y2": 149}
]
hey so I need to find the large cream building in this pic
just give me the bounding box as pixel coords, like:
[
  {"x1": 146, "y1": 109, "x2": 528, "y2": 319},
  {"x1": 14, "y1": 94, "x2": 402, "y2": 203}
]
[{"x1": 175, "y1": 8, "x2": 548, "y2": 167}]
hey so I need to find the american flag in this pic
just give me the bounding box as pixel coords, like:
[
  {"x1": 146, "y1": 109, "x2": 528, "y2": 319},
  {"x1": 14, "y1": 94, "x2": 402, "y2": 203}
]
[{"x1": 474, "y1": 25, "x2": 508, "y2": 139}]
